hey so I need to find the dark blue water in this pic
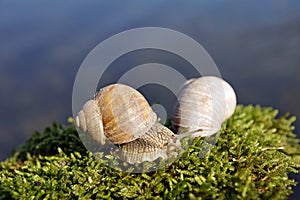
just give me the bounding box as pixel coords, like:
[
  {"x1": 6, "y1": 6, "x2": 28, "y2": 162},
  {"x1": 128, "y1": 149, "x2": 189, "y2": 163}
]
[{"x1": 1, "y1": 1, "x2": 300, "y2": 198}]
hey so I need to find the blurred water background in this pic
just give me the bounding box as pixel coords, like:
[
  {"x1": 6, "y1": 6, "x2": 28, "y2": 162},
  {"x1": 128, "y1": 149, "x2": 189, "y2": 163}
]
[{"x1": 1, "y1": 1, "x2": 300, "y2": 198}]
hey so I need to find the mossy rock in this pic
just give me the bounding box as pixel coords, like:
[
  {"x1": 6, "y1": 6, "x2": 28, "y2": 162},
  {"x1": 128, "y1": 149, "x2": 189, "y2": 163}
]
[{"x1": 0, "y1": 105, "x2": 300, "y2": 199}]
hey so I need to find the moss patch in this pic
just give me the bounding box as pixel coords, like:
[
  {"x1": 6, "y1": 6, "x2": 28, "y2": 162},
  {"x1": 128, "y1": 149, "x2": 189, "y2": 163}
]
[{"x1": 0, "y1": 105, "x2": 300, "y2": 199}]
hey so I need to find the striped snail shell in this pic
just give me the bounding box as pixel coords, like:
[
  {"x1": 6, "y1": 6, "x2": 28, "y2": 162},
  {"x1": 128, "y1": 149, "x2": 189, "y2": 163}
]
[
  {"x1": 172, "y1": 76, "x2": 237, "y2": 138},
  {"x1": 75, "y1": 84, "x2": 177, "y2": 164}
]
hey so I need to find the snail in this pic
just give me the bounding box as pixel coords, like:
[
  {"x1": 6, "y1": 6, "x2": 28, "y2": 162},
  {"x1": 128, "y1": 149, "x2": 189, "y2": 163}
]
[
  {"x1": 75, "y1": 84, "x2": 179, "y2": 164},
  {"x1": 172, "y1": 76, "x2": 237, "y2": 138},
  {"x1": 75, "y1": 77, "x2": 237, "y2": 164}
]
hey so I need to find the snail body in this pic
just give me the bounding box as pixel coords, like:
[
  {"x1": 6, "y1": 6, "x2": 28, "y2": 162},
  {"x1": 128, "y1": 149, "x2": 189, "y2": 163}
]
[
  {"x1": 75, "y1": 84, "x2": 177, "y2": 164},
  {"x1": 114, "y1": 123, "x2": 177, "y2": 164},
  {"x1": 172, "y1": 76, "x2": 236, "y2": 138}
]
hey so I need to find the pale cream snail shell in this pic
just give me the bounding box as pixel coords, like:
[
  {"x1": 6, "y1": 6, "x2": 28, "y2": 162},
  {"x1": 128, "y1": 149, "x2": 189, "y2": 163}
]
[
  {"x1": 75, "y1": 84, "x2": 178, "y2": 164},
  {"x1": 172, "y1": 76, "x2": 237, "y2": 138}
]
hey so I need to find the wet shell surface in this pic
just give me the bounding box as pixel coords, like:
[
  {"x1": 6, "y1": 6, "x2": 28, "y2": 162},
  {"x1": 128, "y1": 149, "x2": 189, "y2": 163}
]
[{"x1": 172, "y1": 76, "x2": 237, "y2": 138}]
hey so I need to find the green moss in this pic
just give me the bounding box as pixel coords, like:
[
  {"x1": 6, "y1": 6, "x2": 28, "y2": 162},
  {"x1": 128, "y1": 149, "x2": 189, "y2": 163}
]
[{"x1": 0, "y1": 105, "x2": 300, "y2": 199}]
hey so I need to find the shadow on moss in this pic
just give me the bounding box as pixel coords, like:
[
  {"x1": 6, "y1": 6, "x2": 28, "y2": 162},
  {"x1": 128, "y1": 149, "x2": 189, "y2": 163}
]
[
  {"x1": 1, "y1": 105, "x2": 300, "y2": 199},
  {"x1": 14, "y1": 122, "x2": 87, "y2": 161},
  {"x1": 0, "y1": 183, "x2": 13, "y2": 200}
]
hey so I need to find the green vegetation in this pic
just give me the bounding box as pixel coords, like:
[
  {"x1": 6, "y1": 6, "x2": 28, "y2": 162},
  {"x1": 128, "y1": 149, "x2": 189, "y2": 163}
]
[{"x1": 0, "y1": 105, "x2": 300, "y2": 199}]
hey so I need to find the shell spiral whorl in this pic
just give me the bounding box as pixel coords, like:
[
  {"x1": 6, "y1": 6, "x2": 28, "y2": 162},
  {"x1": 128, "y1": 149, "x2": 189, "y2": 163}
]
[
  {"x1": 95, "y1": 84, "x2": 157, "y2": 144},
  {"x1": 172, "y1": 76, "x2": 237, "y2": 138},
  {"x1": 75, "y1": 84, "x2": 177, "y2": 164}
]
